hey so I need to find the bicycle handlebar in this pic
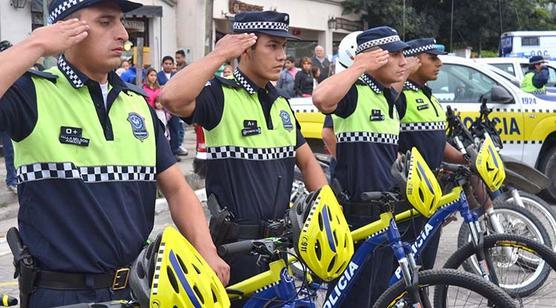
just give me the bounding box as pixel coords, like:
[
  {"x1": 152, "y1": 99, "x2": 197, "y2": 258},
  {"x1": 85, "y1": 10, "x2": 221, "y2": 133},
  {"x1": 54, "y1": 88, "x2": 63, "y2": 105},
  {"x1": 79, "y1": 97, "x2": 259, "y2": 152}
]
[{"x1": 217, "y1": 240, "x2": 255, "y2": 258}]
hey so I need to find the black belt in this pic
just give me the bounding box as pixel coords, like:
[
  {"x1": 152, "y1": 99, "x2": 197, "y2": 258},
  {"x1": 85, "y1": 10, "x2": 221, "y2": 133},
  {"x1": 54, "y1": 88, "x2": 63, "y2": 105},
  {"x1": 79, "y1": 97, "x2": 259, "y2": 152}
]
[
  {"x1": 36, "y1": 268, "x2": 130, "y2": 291},
  {"x1": 237, "y1": 224, "x2": 262, "y2": 239}
]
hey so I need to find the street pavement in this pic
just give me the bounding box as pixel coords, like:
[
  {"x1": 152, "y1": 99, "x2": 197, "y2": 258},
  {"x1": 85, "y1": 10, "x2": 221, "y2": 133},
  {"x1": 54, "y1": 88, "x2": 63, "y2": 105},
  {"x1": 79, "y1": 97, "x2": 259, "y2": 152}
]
[{"x1": 0, "y1": 128, "x2": 555, "y2": 306}]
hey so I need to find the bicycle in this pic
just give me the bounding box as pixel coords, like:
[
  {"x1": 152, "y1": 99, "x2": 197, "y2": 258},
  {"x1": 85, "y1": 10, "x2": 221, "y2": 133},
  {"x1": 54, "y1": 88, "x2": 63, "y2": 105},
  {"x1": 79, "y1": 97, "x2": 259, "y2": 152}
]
[{"x1": 219, "y1": 150, "x2": 517, "y2": 307}]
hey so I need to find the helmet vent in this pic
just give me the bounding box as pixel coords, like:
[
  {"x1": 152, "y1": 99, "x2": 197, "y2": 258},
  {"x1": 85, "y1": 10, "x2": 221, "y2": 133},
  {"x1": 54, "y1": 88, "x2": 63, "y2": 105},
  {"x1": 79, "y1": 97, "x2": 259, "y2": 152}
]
[
  {"x1": 333, "y1": 230, "x2": 338, "y2": 246},
  {"x1": 177, "y1": 255, "x2": 188, "y2": 275},
  {"x1": 318, "y1": 213, "x2": 324, "y2": 231},
  {"x1": 315, "y1": 240, "x2": 322, "y2": 260},
  {"x1": 137, "y1": 261, "x2": 146, "y2": 279},
  {"x1": 192, "y1": 264, "x2": 202, "y2": 275},
  {"x1": 212, "y1": 288, "x2": 218, "y2": 302},
  {"x1": 327, "y1": 255, "x2": 337, "y2": 272},
  {"x1": 193, "y1": 285, "x2": 205, "y2": 304},
  {"x1": 336, "y1": 261, "x2": 346, "y2": 274},
  {"x1": 166, "y1": 266, "x2": 180, "y2": 294}
]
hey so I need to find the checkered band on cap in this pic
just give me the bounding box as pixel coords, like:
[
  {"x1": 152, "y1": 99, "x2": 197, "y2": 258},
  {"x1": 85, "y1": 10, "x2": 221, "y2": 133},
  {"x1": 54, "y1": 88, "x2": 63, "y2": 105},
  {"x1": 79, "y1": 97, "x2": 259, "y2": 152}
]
[
  {"x1": 58, "y1": 55, "x2": 84, "y2": 88},
  {"x1": 233, "y1": 69, "x2": 256, "y2": 94},
  {"x1": 233, "y1": 21, "x2": 289, "y2": 32},
  {"x1": 207, "y1": 145, "x2": 295, "y2": 161},
  {"x1": 400, "y1": 121, "x2": 446, "y2": 132},
  {"x1": 360, "y1": 74, "x2": 382, "y2": 94},
  {"x1": 16, "y1": 162, "x2": 156, "y2": 184},
  {"x1": 336, "y1": 132, "x2": 398, "y2": 145},
  {"x1": 356, "y1": 35, "x2": 401, "y2": 55},
  {"x1": 403, "y1": 44, "x2": 436, "y2": 57},
  {"x1": 48, "y1": 0, "x2": 86, "y2": 24}
]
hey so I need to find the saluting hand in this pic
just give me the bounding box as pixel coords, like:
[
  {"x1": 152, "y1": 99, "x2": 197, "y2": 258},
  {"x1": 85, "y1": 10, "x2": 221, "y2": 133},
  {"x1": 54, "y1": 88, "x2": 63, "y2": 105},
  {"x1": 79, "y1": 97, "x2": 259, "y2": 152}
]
[
  {"x1": 31, "y1": 19, "x2": 89, "y2": 56},
  {"x1": 354, "y1": 48, "x2": 389, "y2": 73},
  {"x1": 405, "y1": 56, "x2": 422, "y2": 75},
  {"x1": 213, "y1": 33, "x2": 258, "y2": 61}
]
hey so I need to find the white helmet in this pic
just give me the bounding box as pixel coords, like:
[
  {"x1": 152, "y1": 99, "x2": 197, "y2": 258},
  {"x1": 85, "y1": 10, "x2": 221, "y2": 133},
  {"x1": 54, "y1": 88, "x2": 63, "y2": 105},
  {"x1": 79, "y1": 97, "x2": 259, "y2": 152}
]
[{"x1": 337, "y1": 31, "x2": 363, "y2": 71}]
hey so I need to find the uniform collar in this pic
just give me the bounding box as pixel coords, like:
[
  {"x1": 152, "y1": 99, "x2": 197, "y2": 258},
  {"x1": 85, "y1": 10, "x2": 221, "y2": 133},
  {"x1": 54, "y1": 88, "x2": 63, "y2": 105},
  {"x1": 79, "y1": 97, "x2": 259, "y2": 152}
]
[
  {"x1": 360, "y1": 74, "x2": 384, "y2": 94},
  {"x1": 233, "y1": 68, "x2": 280, "y2": 98},
  {"x1": 58, "y1": 55, "x2": 129, "y2": 90},
  {"x1": 405, "y1": 79, "x2": 432, "y2": 97}
]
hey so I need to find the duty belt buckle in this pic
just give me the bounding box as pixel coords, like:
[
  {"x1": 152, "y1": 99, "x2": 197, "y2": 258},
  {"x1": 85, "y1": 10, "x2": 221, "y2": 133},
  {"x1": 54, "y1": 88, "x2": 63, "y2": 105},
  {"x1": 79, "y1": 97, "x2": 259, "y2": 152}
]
[{"x1": 112, "y1": 268, "x2": 130, "y2": 291}]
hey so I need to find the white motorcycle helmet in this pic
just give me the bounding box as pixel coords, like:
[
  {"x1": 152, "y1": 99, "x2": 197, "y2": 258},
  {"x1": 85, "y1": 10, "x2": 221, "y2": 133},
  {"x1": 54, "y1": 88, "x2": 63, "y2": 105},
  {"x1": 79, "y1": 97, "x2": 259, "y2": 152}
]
[{"x1": 336, "y1": 31, "x2": 362, "y2": 74}]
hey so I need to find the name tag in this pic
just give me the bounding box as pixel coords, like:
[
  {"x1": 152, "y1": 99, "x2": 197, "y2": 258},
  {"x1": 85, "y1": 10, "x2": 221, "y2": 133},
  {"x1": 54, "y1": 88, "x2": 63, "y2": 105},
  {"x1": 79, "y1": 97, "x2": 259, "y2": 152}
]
[
  {"x1": 370, "y1": 109, "x2": 385, "y2": 121},
  {"x1": 417, "y1": 104, "x2": 429, "y2": 111},
  {"x1": 59, "y1": 126, "x2": 89, "y2": 146},
  {"x1": 242, "y1": 120, "x2": 261, "y2": 137}
]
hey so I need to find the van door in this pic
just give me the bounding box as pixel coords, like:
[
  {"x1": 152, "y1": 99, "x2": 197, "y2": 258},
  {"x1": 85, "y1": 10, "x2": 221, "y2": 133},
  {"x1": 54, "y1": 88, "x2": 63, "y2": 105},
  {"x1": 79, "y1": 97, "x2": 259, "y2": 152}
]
[{"x1": 428, "y1": 63, "x2": 525, "y2": 161}]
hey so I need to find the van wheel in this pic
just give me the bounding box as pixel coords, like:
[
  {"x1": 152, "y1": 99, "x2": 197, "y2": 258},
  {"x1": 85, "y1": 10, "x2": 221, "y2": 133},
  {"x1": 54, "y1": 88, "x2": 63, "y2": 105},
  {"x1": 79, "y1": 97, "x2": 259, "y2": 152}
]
[{"x1": 539, "y1": 146, "x2": 556, "y2": 202}]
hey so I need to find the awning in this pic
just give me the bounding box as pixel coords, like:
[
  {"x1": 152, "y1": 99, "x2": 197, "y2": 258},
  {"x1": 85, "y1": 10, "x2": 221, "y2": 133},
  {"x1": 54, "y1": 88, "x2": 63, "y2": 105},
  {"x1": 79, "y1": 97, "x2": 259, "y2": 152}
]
[{"x1": 125, "y1": 5, "x2": 163, "y2": 18}]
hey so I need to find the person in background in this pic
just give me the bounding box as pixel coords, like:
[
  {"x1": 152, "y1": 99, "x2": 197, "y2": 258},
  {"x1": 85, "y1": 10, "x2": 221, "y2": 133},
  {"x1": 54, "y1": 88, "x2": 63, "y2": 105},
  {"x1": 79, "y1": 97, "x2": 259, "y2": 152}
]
[
  {"x1": 115, "y1": 59, "x2": 129, "y2": 76},
  {"x1": 157, "y1": 56, "x2": 175, "y2": 86},
  {"x1": 521, "y1": 55, "x2": 549, "y2": 94},
  {"x1": 312, "y1": 45, "x2": 331, "y2": 83},
  {"x1": 175, "y1": 49, "x2": 187, "y2": 71},
  {"x1": 294, "y1": 57, "x2": 314, "y2": 97},
  {"x1": 276, "y1": 55, "x2": 297, "y2": 98},
  {"x1": 143, "y1": 67, "x2": 160, "y2": 109},
  {"x1": 312, "y1": 66, "x2": 321, "y2": 88},
  {"x1": 222, "y1": 64, "x2": 234, "y2": 78},
  {"x1": 0, "y1": 40, "x2": 17, "y2": 194}
]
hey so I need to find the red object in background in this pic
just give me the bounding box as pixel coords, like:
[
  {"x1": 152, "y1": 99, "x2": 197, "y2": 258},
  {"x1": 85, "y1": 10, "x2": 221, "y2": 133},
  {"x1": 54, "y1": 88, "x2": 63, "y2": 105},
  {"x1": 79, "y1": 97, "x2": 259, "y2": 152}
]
[
  {"x1": 194, "y1": 124, "x2": 207, "y2": 160},
  {"x1": 292, "y1": 28, "x2": 301, "y2": 36}
]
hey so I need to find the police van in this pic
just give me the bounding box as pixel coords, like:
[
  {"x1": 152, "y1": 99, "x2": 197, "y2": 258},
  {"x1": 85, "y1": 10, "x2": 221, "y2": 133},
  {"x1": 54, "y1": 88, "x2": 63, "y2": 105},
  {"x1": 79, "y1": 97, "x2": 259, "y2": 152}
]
[
  {"x1": 289, "y1": 55, "x2": 556, "y2": 199},
  {"x1": 500, "y1": 31, "x2": 556, "y2": 59}
]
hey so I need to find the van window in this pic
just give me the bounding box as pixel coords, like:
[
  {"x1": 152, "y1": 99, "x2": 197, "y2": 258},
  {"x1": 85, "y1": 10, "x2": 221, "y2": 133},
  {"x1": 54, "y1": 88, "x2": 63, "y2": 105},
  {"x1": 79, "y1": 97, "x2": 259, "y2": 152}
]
[
  {"x1": 522, "y1": 37, "x2": 540, "y2": 46},
  {"x1": 428, "y1": 64, "x2": 498, "y2": 103},
  {"x1": 490, "y1": 63, "x2": 515, "y2": 76}
]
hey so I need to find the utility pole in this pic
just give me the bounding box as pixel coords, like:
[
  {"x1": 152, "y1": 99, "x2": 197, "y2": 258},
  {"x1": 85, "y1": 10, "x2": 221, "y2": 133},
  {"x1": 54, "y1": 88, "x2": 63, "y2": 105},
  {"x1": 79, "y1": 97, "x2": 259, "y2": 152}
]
[
  {"x1": 402, "y1": 0, "x2": 406, "y2": 40},
  {"x1": 450, "y1": 0, "x2": 454, "y2": 52}
]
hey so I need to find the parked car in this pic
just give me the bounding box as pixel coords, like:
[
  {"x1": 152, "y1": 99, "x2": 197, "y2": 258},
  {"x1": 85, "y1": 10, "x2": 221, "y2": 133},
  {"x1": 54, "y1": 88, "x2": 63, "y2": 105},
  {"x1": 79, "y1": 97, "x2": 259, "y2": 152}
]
[{"x1": 290, "y1": 55, "x2": 556, "y2": 199}]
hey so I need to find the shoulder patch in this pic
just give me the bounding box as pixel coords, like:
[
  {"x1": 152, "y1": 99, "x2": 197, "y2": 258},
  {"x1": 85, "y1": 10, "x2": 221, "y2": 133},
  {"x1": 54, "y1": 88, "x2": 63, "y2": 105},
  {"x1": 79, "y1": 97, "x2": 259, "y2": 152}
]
[
  {"x1": 124, "y1": 82, "x2": 148, "y2": 97},
  {"x1": 25, "y1": 69, "x2": 57, "y2": 83},
  {"x1": 214, "y1": 75, "x2": 241, "y2": 89}
]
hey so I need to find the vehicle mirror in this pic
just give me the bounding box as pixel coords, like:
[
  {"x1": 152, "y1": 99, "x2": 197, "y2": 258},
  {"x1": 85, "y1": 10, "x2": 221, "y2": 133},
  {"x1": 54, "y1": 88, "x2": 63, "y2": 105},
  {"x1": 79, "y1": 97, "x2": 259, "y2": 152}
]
[{"x1": 490, "y1": 85, "x2": 514, "y2": 104}]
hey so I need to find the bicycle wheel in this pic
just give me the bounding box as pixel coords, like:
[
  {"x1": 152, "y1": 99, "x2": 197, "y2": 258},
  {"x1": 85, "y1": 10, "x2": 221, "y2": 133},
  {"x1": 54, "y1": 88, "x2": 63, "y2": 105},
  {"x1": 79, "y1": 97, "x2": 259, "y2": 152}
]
[
  {"x1": 494, "y1": 191, "x2": 556, "y2": 251},
  {"x1": 373, "y1": 269, "x2": 516, "y2": 308},
  {"x1": 443, "y1": 233, "x2": 556, "y2": 301},
  {"x1": 457, "y1": 202, "x2": 552, "y2": 254}
]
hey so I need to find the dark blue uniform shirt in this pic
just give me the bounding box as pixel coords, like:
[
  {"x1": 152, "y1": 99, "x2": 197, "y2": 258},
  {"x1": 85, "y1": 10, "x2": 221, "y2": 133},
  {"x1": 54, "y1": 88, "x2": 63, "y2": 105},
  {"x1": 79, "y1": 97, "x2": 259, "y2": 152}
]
[
  {"x1": 185, "y1": 69, "x2": 305, "y2": 224},
  {"x1": 0, "y1": 59, "x2": 175, "y2": 273},
  {"x1": 396, "y1": 81, "x2": 446, "y2": 170},
  {"x1": 332, "y1": 77, "x2": 399, "y2": 200}
]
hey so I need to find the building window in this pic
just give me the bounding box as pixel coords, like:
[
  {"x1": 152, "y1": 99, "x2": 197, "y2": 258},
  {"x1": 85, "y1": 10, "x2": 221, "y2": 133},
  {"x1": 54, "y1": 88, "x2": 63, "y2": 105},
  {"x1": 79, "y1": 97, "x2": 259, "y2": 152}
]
[{"x1": 522, "y1": 37, "x2": 539, "y2": 46}]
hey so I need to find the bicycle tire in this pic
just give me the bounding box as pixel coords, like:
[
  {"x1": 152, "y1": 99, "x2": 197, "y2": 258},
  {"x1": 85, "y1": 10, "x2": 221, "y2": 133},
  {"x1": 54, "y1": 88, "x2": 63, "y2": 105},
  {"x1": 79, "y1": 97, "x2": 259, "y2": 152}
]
[
  {"x1": 494, "y1": 190, "x2": 556, "y2": 251},
  {"x1": 457, "y1": 202, "x2": 552, "y2": 253},
  {"x1": 373, "y1": 268, "x2": 516, "y2": 308},
  {"x1": 443, "y1": 233, "x2": 556, "y2": 298}
]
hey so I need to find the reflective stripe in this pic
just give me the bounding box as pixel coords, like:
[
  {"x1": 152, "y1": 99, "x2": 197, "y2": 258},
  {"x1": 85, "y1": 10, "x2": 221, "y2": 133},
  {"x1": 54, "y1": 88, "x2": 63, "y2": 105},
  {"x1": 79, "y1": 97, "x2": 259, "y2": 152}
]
[
  {"x1": 16, "y1": 162, "x2": 156, "y2": 184},
  {"x1": 206, "y1": 145, "x2": 295, "y2": 160},
  {"x1": 336, "y1": 132, "x2": 398, "y2": 144},
  {"x1": 400, "y1": 121, "x2": 446, "y2": 132}
]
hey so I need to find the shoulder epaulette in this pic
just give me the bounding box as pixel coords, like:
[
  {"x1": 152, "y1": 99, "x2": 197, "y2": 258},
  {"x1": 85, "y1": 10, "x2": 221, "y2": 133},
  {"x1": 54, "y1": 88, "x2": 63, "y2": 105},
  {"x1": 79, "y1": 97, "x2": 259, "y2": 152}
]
[
  {"x1": 25, "y1": 69, "x2": 58, "y2": 83},
  {"x1": 124, "y1": 82, "x2": 148, "y2": 97},
  {"x1": 214, "y1": 75, "x2": 241, "y2": 89}
]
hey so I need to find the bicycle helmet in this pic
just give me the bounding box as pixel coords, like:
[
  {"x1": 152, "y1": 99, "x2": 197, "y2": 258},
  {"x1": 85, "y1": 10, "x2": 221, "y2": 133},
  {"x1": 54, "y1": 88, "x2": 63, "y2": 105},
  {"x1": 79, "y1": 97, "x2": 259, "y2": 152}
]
[
  {"x1": 0, "y1": 40, "x2": 12, "y2": 52},
  {"x1": 338, "y1": 31, "x2": 362, "y2": 69},
  {"x1": 392, "y1": 148, "x2": 442, "y2": 217},
  {"x1": 475, "y1": 134, "x2": 506, "y2": 191},
  {"x1": 289, "y1": 185, "x2": 354, "y2": 282},
  {"x1": 129, "y1": 226, "x2": 230, "y2": 308}
]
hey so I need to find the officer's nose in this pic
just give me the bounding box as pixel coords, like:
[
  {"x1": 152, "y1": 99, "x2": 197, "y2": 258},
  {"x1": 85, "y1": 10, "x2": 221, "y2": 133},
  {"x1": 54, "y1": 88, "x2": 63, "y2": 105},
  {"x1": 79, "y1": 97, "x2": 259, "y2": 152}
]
[
  {"x1": 400, "y1": 54, "x2": 408, "y2": 66},
  {"x1": 115, "y1": 19, "x2": 129, "y2": 43}
]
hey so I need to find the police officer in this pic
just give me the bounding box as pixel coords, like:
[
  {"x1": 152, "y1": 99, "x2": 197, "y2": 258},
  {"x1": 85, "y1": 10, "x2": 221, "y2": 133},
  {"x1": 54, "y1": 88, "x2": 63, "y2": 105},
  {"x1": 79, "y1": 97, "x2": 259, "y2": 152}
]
[
  {"x1": 521, "y1": 55, "x2": 549, "y2": 94},
  {"x1": 0, "y1": 1, "x2": 228, "y2": 307},
  {"x1": 313, "y1": 26, "x2": 409, "y2": 306},
  {"x1": 397, "y1": 38, "x2": 467, "y2": 269},
  {"x1": 160, "y1": 11, "x2": 327, "y2": 287}
]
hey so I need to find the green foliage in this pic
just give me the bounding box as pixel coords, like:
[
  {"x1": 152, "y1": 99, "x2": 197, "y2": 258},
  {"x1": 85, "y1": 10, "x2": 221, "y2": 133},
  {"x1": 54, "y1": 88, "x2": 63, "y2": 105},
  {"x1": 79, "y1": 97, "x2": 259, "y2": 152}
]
[{"x1": 341, "y1": 0, "x2": 556, "y2": 54}]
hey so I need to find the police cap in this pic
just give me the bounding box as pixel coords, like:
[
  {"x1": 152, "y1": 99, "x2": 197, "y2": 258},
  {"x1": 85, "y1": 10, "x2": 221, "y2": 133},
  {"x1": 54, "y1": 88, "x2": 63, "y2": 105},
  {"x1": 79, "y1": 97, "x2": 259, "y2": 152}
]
[
  {"x1": 233, "y1": 11, "x2": 300, "y2": 40},
  {"x1": 403, "y1": 38, "x2": 448, "y2": 57},
  {"x1": 48, "y1": 0, "x2": 142, "y2": 24},
  {"x1": 529, "y1": 55, "x2": 546, "y2": 65},
  {"x1": 355, "y1": 26, "x2": 409, "y2": 55}
]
